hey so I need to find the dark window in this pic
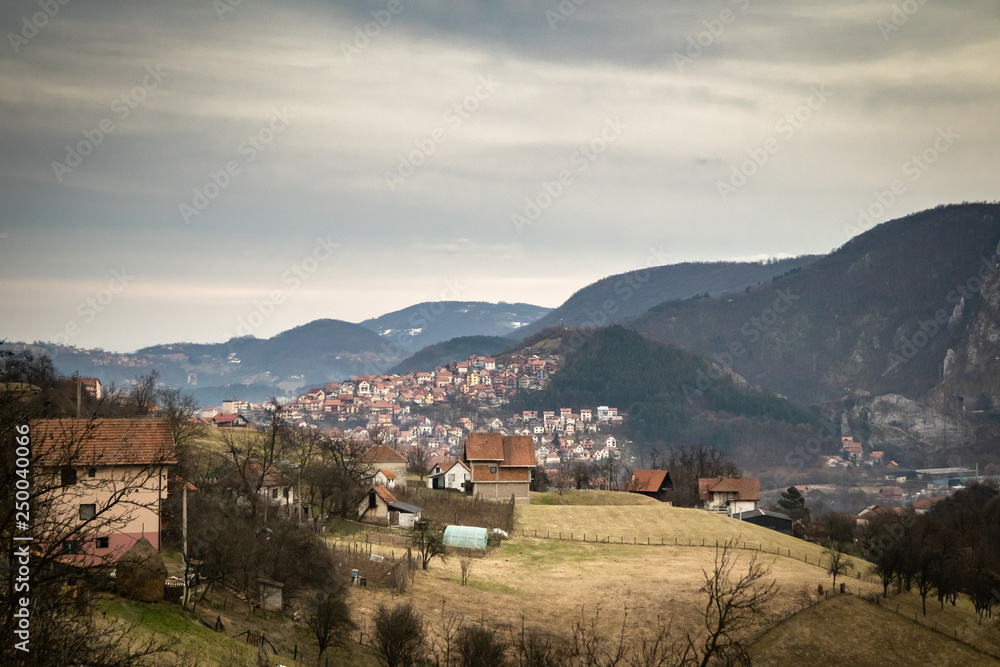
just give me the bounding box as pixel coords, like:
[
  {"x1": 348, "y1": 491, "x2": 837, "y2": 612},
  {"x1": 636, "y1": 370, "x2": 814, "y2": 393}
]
[
  {"x1": 62, "y1": 540, "x2": 78, "y2": 554},
  {"x1": 368, "y1": 491, "x2": 377, "y2": 509},
  {"x1": 271, "y1": 488, "x2": 278, "y2": 499},
  {"x1": 490, "y1": 466, "x2": 497, "y2": 474},
  {"x1": 95, "y1": 537, "x2": 109, "y2": 549},
  {"x1": 87, "y1": 467, "x2": 97, "y2": 478},
  {"x1": 283, "y1": 487, "x2": 289, "y2": 499},
  {"x1": 79, "y1": 504, "x2": 96, "y2": 520},
  {"x1": 61, "y1": 467, "x2": 77, "y2": 486}
]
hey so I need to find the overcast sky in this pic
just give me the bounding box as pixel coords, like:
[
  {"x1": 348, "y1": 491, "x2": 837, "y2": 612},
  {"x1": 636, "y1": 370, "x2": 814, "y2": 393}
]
[{"x1": 1, "y1": 0, "x2": 998, "y2": 352}]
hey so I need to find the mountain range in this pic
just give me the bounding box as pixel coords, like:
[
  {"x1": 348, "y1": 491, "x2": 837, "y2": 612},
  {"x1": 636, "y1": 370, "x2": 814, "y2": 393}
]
[{"x1": 9, "y1": 201, "x2": 1000, "y2": 458}]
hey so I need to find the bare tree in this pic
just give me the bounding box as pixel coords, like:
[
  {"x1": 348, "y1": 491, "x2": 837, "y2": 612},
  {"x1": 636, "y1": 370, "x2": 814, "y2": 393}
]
[
  {"x1": 687, "y1": 542, "x2": 778, "y2": 667},
  {"x1": 460, "y1": 555, "x2": 474, "y2": 586},
  {"x1": 823, "y1": 543, "x2": 854, "y2": 590},
  {"x1": 303, "y1": 583, "x2": 354, "y2": 666},
  {"x1": 408, "y1": 443, "x2": 430, "y2": 482},
  {"x1": 413, "y1": 521, "x2": 447, "y2": 570},
  {"x1": 370, "y1": 602, "x2": 425, "y2": 667}
]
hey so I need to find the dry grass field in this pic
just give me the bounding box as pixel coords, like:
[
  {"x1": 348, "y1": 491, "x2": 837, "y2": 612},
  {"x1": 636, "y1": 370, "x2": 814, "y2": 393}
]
[{"x1": 749, "y1": 594, "x2": 1000, "y2": 666}]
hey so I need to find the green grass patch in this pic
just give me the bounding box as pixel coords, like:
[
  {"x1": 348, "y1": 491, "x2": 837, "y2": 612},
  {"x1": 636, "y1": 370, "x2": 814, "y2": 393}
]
[{"x1": 441, "y1": 577, "x2": 518, "y2": 594}]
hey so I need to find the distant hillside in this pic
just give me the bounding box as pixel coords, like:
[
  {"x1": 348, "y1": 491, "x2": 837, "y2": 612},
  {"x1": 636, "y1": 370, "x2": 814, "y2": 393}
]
[
  {"x1": 361, "y1": 301, "x2": 549, "y2": 353},
  {"x1": 19, "y1": 319, "x2": 390, "y2": 400},
  {"x1": 388, "y1": 335, "x2": 512, "y2": 374},
  {"x1": 513, "y1": 325, "x2": 817, "y2": 463},
  {"x1": 511, "y1": 257, "x2": 820, "y2": 340},
  {"x1": 629, "y1": 204, "x2": 1000, "y2": 406}
]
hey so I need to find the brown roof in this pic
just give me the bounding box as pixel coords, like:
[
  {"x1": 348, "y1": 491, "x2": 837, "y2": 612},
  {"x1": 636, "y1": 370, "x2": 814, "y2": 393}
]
[
  {"x1": 379, "y1": 468, "x2": 396, "y2": 480},
  {"x1": 699, "y1": 477, "x2": 760, "y2": 501},
  {"x1": 360, "y1": 444, "x2": 406, "y2": 464},
  {"x1": 33, "y1": 419, "x2": 177, "y2": 467},
  {"x1": 373, "y1": 485, "x2": 396, "y2": 505},
  {"x1": 629, "y1": 469, "x2": 671, "y2": 493},
  {"x1": 464, "y1": 433, "x2": 535, "y2": 467}
]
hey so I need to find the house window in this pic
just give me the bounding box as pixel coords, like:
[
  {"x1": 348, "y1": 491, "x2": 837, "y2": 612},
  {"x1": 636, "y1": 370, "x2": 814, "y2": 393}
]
[
  {"x1": 368, "y1": 491, "x2": 377, "y2": 509},
  {"x1": 283, "y1": 487, "x2": 289, "y2": 499},
  {"x1": 61, "y1": 467, "x2": 77, "y2": 487},
  {"x1": 448, "y1": 474, "x2": 455, "y2": 482},
  {"x1": 271, "y1": 488, "x2": 278, "y2": 499},
  {"x1": 95, "y1": 537, "x2": 109, "y2": 549},
  {"x1": 79, "y1": 504, "x2": 96, "y2": 520},
  {"x1": 87, "y1": 467, "x2": 97, "y2": 478},
  {"x1": 490, "y1": 466, "x2": 497, "y2": 474},
  {"x1": 62, "y1": 540, "x2": 78, "y2": 554}
]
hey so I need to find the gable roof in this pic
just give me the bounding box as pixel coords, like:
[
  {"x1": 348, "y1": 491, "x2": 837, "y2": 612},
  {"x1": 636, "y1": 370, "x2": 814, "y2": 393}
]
[
  {"x1": 378, "y1": 468, "x2": 396, "y2": 480},
  {"x1": 698, "y1": 477, "x2": 761, "y2": 501},
  {"x1": 373, "y1": 485, "x2": 396, "y2": 505},
  {"x1": 360, "y1": 444, "x2": 407, "y2": 464},
  {"x1": 33, "y1": 419, "x2": 177, "y2": 467},
  {"x1": 464, "y1": 433, "x2": 535, "y2": 467},
  {"x1": 629, "y1": 469, "x2": 672, "y2": 493}
]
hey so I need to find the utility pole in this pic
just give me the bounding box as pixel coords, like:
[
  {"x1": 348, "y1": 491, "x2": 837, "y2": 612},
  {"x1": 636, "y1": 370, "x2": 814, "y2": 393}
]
[
  {"x1": 182, "y1": 482, "x2": 189, "y2": 608},
  {"x1": 73, "y1": 371, "x2": 81, "y2": 418}
]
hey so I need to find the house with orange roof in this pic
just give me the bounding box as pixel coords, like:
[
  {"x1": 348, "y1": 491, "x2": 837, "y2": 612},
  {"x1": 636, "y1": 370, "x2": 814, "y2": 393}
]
[
  {"x1": 360, "y1": 444, "x2": 408, "y2": 487},
  {"x1": 627, "y1": 469, "x2": 673, "y2": 502},
  {"x1": 33, "y1": 418, "x2": 177, "y2": 559},
  {"x1": 463, "y1": 434, "x2": 535, "y2": 504}
]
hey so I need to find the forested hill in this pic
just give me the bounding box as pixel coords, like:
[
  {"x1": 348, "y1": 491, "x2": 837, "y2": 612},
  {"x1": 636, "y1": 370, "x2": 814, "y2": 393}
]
[
  {"x1": 515, "y1": 326, "x2": 816, "y2": 459},
  {"x1": 511, "y1": 256, "x2": 820, "y2": 340}
]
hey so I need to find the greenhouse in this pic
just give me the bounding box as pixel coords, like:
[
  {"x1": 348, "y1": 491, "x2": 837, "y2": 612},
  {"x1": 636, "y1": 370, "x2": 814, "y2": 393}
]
[{"x1": 442, "y1": 525, "x2": 488, "y2": 550}]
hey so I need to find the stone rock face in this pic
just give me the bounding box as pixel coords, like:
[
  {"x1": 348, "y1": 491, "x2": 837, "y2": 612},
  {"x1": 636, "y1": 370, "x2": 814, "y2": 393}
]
[{"x1": 850, "y1": 393, "x2": 973, "y2": 451}]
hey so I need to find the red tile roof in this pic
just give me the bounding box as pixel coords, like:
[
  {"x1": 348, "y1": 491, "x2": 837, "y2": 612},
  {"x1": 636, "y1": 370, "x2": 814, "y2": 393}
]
[
  {"x1": 629, "y1": 469, "x2": 671, "y2": 493},
  {"x1": 373, "y1": 485, "x2": 396, "y2": 505},
  {"x1": 360, "y1": 444, "x2": 407, "y2": 464},
  {"x1": 464, "y1": 433, "x2": 535, "y2": 467},
  {"x1": 379, "y1": 468, "x2": 396, "y2": 480},
  {"x1": 33, "y1": 419, "x2": 177, "y2": 467}
]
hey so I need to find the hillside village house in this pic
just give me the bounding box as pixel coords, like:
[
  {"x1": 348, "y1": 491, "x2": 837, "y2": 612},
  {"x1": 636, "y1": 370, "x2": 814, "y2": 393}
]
[
  {"x1": 427, "y1": 459, "x2": 470, "y2": 491},
  {"x1": 358, "y1": 485, "x2": 422, "y2": 528},
  {"x1": 463, "y1": 433, "x2": 535, "y2": 504},
  {"x1": 360, "y1": 445, "x2": 408, "y2": 488},
  {"x1": 33, "y1": 419, "x2": 177, "y2": 559},
  {"x1": 698, "y1": 477, "x2": 760, "y2": 516},
  {"x1": 627, "y1": 469, "x2": 673, "y2": 502}
]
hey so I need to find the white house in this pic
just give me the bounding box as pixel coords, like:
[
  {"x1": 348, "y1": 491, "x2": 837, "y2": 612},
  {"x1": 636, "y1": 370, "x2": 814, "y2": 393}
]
[{"x1": 427, "y1": 460, "x2": 470, "y2": 492}]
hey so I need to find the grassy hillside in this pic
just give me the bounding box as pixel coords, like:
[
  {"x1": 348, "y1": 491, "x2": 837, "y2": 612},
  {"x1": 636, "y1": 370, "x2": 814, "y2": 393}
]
[
  {"x1": 512, "y1": 256, "x2": 821, "y2": 340},
  {"x1": 630, "y1": 203, "x2": 1000, "y2": 404},
  {"x1": 749, "y1": 594, "x2": 1000, "y2": 666}
]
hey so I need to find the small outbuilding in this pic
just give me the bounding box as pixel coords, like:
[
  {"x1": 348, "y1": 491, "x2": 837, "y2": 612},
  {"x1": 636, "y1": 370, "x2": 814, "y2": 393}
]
[
  {"x1": 442, "y1": 525, "x2": 488, "y2": 550},
  {"x1": 115, "y1": 537, "x2": 168, "y2": 602},
  {"x1": 258, "y1": 578, "x2": 284, "y2": 612},
  {"x1": 733, "y1": 509, "x2": 793, "y2": 535}
]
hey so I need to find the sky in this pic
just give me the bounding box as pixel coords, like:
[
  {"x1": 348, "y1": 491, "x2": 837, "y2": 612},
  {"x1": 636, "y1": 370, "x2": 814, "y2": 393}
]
[{"x1": 1, "y1": 0, "x2": 998, "y2": 352}]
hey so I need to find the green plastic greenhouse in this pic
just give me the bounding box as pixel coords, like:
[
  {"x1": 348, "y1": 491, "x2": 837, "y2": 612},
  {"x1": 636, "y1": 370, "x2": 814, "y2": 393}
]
[{"x1": 443, "y1": 525, "x2": 488, "y2": 550}]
